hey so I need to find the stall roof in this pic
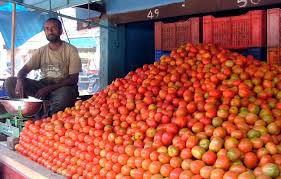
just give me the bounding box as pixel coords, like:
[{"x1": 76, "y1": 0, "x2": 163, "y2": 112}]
[
  {"x1": 105, "y1": 0, "x2": 185, "y2": 15},
  {"x1": 23, "y1": 0, "x2": 103, "y2": 10},
  {"x1": 109, "y1": 0, "x2": 281, "y2": 24},
  {"x1": 21, "y1": 0, "x2": 185, "y2": 15},
  {"x1": 0, "y1": 0, "x2": 185, "y2": 48}
]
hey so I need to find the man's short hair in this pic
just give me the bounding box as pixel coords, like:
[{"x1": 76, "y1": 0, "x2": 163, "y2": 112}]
[{"x1": 45, "y1": 18, "x2": 62, "y2": 30}]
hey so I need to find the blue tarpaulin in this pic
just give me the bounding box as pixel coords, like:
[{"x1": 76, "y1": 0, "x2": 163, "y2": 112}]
[
  {"x1": 0, "y1": 2, "x2": 51, "y2": 49},
  {"x1": 0, "y1": 2, "x2": 26, "y2": 12}
]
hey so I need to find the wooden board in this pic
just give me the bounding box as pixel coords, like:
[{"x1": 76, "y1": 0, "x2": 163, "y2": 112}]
[
  {"x1": 0, "y1": 144, "x2": 65, "y2": 179},
  {"x1": 107, "y1": 0, "x2": 281, "y2": 24}
]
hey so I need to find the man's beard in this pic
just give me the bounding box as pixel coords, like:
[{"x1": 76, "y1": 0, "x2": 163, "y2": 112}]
[{"x1": 46, "y1": 34, "x2": 60, "y2": 43}]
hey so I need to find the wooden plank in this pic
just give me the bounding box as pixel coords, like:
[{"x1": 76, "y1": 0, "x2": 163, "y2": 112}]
[
  {"x1": 0, "y1": 162, "x2": 26, "y2": 179},
  {"x1": 107, "y1": 0, "x2": 281, "y2": 24},
  {"x1": 0, "y1": 144, "x2": 65, "y2": 179}
]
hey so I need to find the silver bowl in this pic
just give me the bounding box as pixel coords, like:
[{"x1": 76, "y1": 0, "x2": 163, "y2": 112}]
[{"x1": 0, "y1": 97, "x2": 43, "y2": 117}]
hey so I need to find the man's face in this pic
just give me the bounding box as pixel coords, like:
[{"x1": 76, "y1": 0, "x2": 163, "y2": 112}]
[{"x1": 44, "y1": 21, "x2": 62, "y2": 43}]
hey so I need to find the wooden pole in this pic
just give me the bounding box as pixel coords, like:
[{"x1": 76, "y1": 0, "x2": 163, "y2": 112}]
[{"x1": 11, "y1": 3, "x2": 16, "y2": 77}]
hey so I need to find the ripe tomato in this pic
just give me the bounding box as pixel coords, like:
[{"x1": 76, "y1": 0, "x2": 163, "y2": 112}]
[
  {"x1": 190, "y1": 160, "x2": 205, "y2": 174},
  {"x1": 160, "y1": 164, "x2": 173, "y2": 177},
  {"x1": 202, "y1": 150, "x2": 217, "y2": 165}
]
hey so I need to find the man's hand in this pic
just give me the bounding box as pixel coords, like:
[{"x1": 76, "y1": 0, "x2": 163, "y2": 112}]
[
  {"x1": 35, "y1": 86, "x2": 53, "y2": 99},
  {"x1": 34, "y1": 74, "x2": 79, "y2": 99},
  {"x1": 15, "y1": 79, "x2": 24, "y2": 98}
]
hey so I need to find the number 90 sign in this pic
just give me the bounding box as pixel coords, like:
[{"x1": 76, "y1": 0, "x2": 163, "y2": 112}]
[{"x1": 237, "y1": 0, "x2": 262, "y2": 8}]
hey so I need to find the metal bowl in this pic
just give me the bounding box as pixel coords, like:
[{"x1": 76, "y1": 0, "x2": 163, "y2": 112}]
[{"x1": 0, "y1": 97, "x2": 43, "y2": 117}]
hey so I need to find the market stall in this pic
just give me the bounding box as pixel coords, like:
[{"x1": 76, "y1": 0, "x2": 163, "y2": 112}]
[{"x1": 0, "y1": 0, "x2": 280, "y2": 178}]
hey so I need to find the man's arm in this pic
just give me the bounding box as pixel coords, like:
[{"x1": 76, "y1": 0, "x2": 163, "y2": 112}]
[
  {"x1": 15, "y1": 65, "x2": 32, "y2": 98},
  {"x1": 35, "y1": 73, "x2": 79, "y2": 99},
  {"x1": 17, "y1": 65, "x2": 32, "y2": 79}
]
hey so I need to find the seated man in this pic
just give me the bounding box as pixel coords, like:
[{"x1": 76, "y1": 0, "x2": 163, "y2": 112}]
[{"x1": 4, "y1": 18, "x2": 81, "y2": 118}]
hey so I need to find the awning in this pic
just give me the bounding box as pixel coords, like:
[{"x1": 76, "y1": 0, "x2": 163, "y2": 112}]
[
  {"x1": 0, "y1": 2, "x2": 25, "y2": 12},
  {"x1": 0, "y1": 2, "x2": 51, "y2": 49}
]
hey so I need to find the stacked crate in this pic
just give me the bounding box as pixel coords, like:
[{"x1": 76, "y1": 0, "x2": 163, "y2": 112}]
[
  {"x1": 154, "y1": 17, "x2": 199, "y2": 61},
  {"x1": 154, "y1": 9, "x2": 281, "y2": 64},
  {"x1": 203, "y1": 10, "x2": 266, "y2": 49},
  {"x1": 203, "y1": 10, "x2": 267, "y2": 61},
  {"x1": 267, "y1": 8, "x2": 281, "y2": 65}
]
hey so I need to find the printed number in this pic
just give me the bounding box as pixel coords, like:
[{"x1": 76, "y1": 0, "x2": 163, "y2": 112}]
[
  {"x1": 250, "y1": 0, "x2": 261, "y2": 4},
  {"x1": 237, "y1": 0, "x2": 261, "y2": 7},
  {"x1": 237, "y1": 0, "x2": 248, "y2": 7},
  {"x1": 147, "y1": 10, "x2": 153, "y2": 19},
  {"x1": 147, "y1": 9, "x2": 160, "y2": 19}
]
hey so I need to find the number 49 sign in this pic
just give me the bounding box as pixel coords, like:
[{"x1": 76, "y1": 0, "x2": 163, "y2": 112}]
[{"x1": 147, "y1": 9, "x2": 160, "y2": 19}]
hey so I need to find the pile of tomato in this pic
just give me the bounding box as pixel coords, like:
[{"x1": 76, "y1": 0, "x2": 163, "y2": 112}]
[{"x1": 16, "y1": 43, "x2": 281, "y2": 179}]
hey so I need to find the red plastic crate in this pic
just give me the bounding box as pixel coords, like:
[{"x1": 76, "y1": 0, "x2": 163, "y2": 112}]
[
  {"x1": 267, "y1": 47, "x2": 281, "y2": 65},
  {"x1": 176, "y1": 18, "x2": 199, "y2": 47},
  {"x1": 203, "y1": 16, "x2": 232, "y2": 48},
  {"x1": 267, "y1": 8, "x2": 281, "y2": 48},
  {"x1": 203, "y1": 10, "x2": 266, "y2": 49},
  {"x1": 155, "y1": 17, "x2": 199, "y2": 51},
  {"x1": 155, "y1": 22, "x2": 176, "y2": 51}
]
